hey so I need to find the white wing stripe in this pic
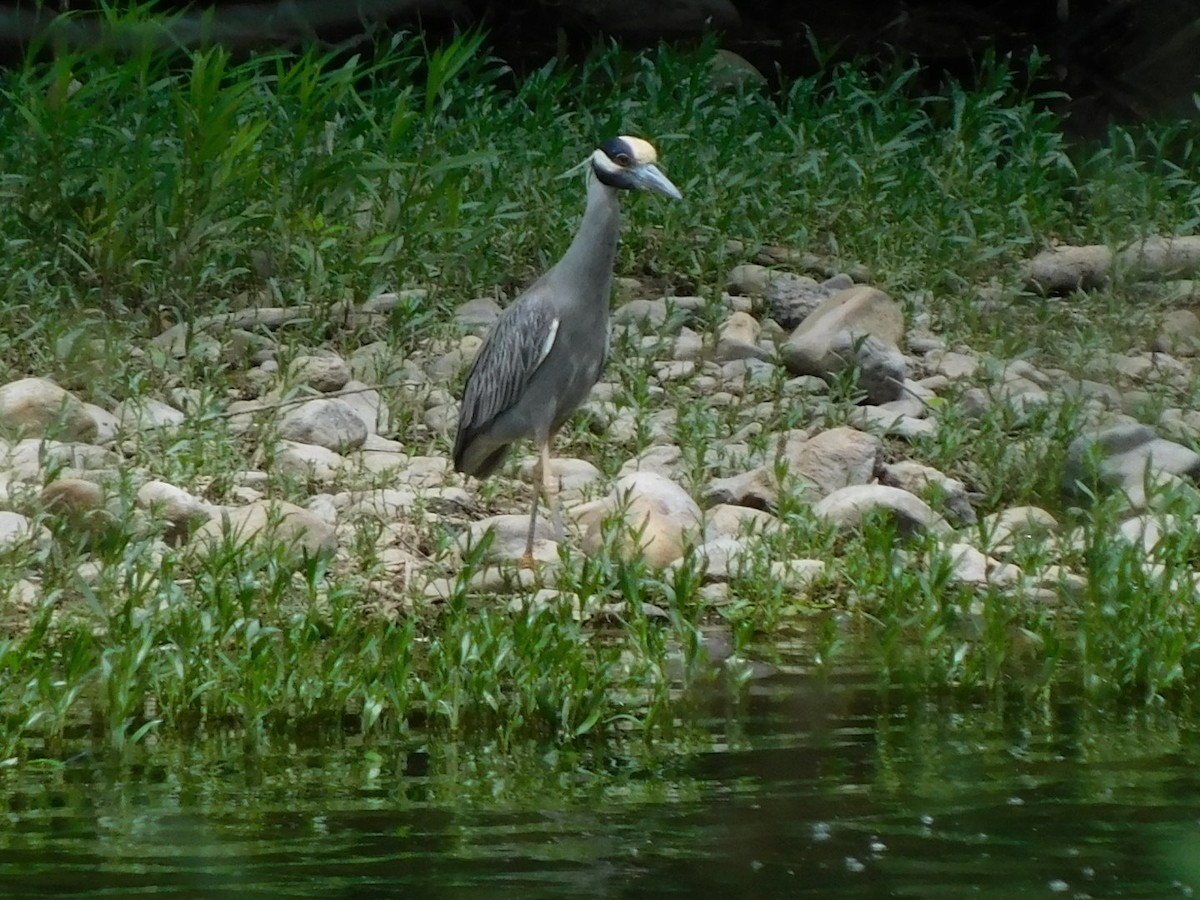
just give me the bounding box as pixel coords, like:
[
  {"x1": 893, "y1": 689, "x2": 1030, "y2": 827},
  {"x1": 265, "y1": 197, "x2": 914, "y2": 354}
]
[{"x1": 534, "y1": 317, "x2": 560, "y2": 372}]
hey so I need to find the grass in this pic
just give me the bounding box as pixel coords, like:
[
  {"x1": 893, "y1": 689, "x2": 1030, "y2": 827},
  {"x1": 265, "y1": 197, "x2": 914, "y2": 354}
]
[{"x1": 1, "y1": 10, "x2": 1200, "y2": 764}]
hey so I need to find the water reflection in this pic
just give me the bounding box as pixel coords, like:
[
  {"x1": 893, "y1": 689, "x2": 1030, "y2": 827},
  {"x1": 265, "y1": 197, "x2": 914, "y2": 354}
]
[{"x1": 1, "y1": 667, "x2": 1198, "y2": 898}]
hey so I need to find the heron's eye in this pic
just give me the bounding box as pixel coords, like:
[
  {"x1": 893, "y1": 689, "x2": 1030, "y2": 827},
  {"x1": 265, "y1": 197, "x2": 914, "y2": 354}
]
[{"x1": 614, "y1": 152, "x2": 632, "y2": 167}]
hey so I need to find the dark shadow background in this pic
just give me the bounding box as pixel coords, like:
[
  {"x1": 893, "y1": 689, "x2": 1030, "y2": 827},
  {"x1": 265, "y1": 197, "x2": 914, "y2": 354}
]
[{"x1": 1, "y1": 1, "x2": 1197, "y2": 132}]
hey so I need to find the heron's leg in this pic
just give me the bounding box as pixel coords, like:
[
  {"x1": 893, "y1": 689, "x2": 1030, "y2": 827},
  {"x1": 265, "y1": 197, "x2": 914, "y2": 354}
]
[
  {"x1": 521, "y1": 439, "x2": 546, "y2": 568},
  {"x1": 541, "y1": 437, "x2": 565, "y2": 542}
]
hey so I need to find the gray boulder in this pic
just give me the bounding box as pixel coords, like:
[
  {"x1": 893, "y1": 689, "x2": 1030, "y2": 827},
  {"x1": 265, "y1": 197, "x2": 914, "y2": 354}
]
[{"x1": 781, "y1": 287, "x2": 907, "y2": 403}]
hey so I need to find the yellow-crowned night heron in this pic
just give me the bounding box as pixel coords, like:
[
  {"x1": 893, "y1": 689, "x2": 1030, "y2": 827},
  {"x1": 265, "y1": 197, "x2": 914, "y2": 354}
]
[{"x1": 453, "y1": 136, "x2": 682, "y2": 562}]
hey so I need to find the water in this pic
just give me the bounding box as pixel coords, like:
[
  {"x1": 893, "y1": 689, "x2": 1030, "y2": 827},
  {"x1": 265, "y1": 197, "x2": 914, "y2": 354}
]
[{"x1": 2, "y1": 667, "x2": 1199, "y2": 898}]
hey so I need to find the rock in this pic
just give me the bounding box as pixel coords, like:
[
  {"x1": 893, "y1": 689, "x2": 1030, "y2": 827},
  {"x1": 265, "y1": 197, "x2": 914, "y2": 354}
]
[
  {"x1": 704, "y1": 503, "x2": 782, "y2": 540},
  {"x1": 115, "y1": 397, "x2": 186, "y2": 431},
  {"x1": 81, "y1": 403, "x2": 120, "y2": 445},
  {"x1": 1063, "y1": 424, "x2": 1200, "y2": 505},
  {"x1": 613, "y1": 298, "x2": 669, "y2": 327},
  {"x1": 726, "y1": 263, "x2": 773, "y2": 296},
  {"x1": 782, "y1": 287, "x2": 907, "y2": 403},
  {"x1": 879, "y1": 460, "x2": 975, "y2": 525},
  {"x1": 1154, "y1": 309, "x2": 1200, "y2": 355},
  {"x1": 673, "y1": 327, "x2": 704, "y2": 361},
  {"x1": 335, "y1": 486, "x2": 471, "y2": 521},
  {"x1": 580, "y1": 472, "x2": 702, "y2": 567},
  {"x1": 1118, "y1": 236, "x2": 1200, "y2": 280},
  {"x1": 336, "y1": 381, "x2": 388, "y2": 434},
  {"x1": 188, "y1": 500, "x2": 337, "y2": 564},
  {"x1": 1116, "y1": 514, "x2": 1176, "y2": 554},
  {"x1": 685, "y1": 535, "x2": 755, "y2": 582},
  {"x1": 278, "y1": 398, "x2": 368, "y2": 453},
  {"x1": 927, "y1": 349, "x2": 980, "y2": 381},
  {"x1": 715, "y1": 311, "x2": 769, "y2": 362},
  {"x1": 390, "y1": 455, "x2": 452, "y2": 489},
  {"x1": 983, "y1": 506, "x2": 1058, "y2": 549},
  {"x1": 701, "y1": 467, "x2": 777, "y2": 510},
  {"x1": 785, "y1": 427, "x2": 882, "y2": 498},
  {"x1": 761, "y1": 273, "x2": 845, "y2": 330},
  {"x1": 848, "y1": 406, "x2": 936, "y2": 440},
  {"x1": 655, "y1": 360, "x2": 696, "y2": 382},
  {"x1": 454, "y1": 297, "x2": 502, "y2": 333},
  {"x1": 1110, "y1": 351, "x2": 1191, "y2": 388},
  {"x1": 274, "y1": 440, "x2": 346, "y2": 485},
  {"x1": 1024, "y1": 244, "x2": 1114, "y2": 293},
  {"x1": 1, "y1": 438, "x2": 120, "y2": 481},
  {"x1": 0, "y1": 510, "x2": 51, "y2": 553},
  {"x1": 429, "y1": 337, "x2": 482, "y2": 380},
  {"x1": 618, "y1": 445, "x2": 685, "y2": 481},
  {"x1": 813, "y1": 484, "x2": 951, "y2": 537},
  {"x1": 710, "y1": 48, "x2": 767, "y2": 90},
  {"x1": 944, "y1": 542, "x2": 1022, "y2": 587},
  {"x1": 0, "y1": 378, "x2": 97, "y2": 442},
  {"x1": 459, "y1": 514, "x2": 559, "y2": 564},
  {"x1": 38, "y1": 478, "x2": 114, "y2": 537},
  {"x1": 703, "y1": 427, "x2": 882, "y2": 510},
  {"x1": 1, "y1": 578, "x2": 41, "y2": 612},
  {"x1": 137, "y1": 481, "x2": 215, "y2": 541},
  {"x1": 289, "y1": 354, "x2": 351, "y2": 393},
  {"x1": 516, "y1": 456, "x2": 603, "y2": 497}
]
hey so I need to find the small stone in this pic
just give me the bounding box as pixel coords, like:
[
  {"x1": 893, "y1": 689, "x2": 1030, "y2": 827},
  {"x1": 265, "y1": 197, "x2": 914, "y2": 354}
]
[
  {"x1": 38, "y1": 478, "x2": 114, "y2": 537},
  {"x1": 289, "y1": 354, "x2": 351, "y2": 393},
  {"x1": 761, "y1": 272, "x2": 834, "y2": 329},
  {"x1": 580, "y1": 472, "x2": 702, "y2": 567},
  {"x1": 880, "y1": 460, "x2": 975, "y2": 525},
  {"x1": 274, "y1": 440, "x2": 346, "y2": 485},
  {"x1": 0, "y1": 510, "x2": 51, "y2": 553},
  {"x1": 704, "y1": 503, "x2": 782, "y2": 540},
  {"x1": 516, "y1": 456, "x2": 602, "y2": 497},
  {"x1": 336, "y1": 381, "x2": 389, "y2": 434},
  {"x1": 813, "y1": 484, "x2": 951, "y2": 537},
  {"x1": 0, "y1": 378, "x2": 97, "y2": 442},
  {"x1": 115, "y1": 397, "x2": 186, "y2": 431},
  {"x1": 726, "y1": 263, "x2": 773, "y2": 296},
  {"x1": 1115, "y1": 514, "x2": 1178, "y2": 554},
  {"x1": 618, "y1": 445, "x2": 684, "y2": 481},
  {"x1": 81, "y1": 403, "x2": 120, "y2": 445},
  {"x1": 429, "y1": 337, "x2": 482, "y2": 381},
  {"x1": 459, "y1": 514, "x2": 559, "y2": 564},
  {"x1": 1063, "y1": 424, "x2": 1200, "y2": 505},
  {"x1": 1024, "y1": 244, "x2": 1113, "y2": 294},
  {"x1": 715, "y1": 311, "x2": 769, "y2": 363},
  {"x1": 454, "y1": 297, "x2": 502, "y2": 334},
  {"x1": 944, "y1": 542, "x2": 1022, "y2": 587},
  {"x1": 1155, "y1": 308, "x2": 1200, "y2": 355},
  {"x1": 137, "y1": 481, "x2": 215, "y2": 540},
  {"x1": 982, "y1": 506, "x2": 1058, "y2": 548},
  {"x1": 613, "y1": 299, "x2": 669, "y2": 327},
  {"x1": 188, "y1": 500, "x2": 337, "y2": 564},
  {"x1": 278, "y1": 398, "x2": 369, "y2": 453},
  {"x1": 655, "y1": 360, "x2": 696, "y2": 382},
  {"x1": 782, "y1": 287, "x2": 907, "y2": 403},
  {"x1": 673, "y1": 327, "x2": 704, "y2": 361}
]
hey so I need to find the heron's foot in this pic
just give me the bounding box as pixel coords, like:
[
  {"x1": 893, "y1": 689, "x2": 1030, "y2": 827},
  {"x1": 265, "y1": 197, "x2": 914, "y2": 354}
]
[{"x1": 518, "y1": 551, "x2": 536, "y2": 570}]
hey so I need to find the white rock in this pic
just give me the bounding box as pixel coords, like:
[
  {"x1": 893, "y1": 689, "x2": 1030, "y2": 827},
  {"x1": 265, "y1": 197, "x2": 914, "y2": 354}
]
[
  {"x1": 278, "y1": 398, "x2": 368, "y2": 453},
  {"x1": 0, "y1": 378, "x2": 97, "y2": 442},
  {"x1": 813, "y1": 484, "x2": 951, "y2": 537}
]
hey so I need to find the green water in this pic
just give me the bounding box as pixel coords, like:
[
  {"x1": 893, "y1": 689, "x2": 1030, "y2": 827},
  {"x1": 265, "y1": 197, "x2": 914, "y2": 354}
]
[{"x1": 2, "y1": 667, "x2": 1199, "y2": 898}]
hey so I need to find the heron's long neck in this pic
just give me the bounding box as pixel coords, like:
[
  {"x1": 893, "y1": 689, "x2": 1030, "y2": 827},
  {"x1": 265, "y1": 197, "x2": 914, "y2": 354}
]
[{"x1": 551, "y1": 171, "x2": 621, "y2": 307}]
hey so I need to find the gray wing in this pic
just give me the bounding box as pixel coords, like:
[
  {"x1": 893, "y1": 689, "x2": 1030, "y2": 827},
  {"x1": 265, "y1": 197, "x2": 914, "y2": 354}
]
[{"x1": 453, "y1": 288, "x2": 559, "y2": 472}]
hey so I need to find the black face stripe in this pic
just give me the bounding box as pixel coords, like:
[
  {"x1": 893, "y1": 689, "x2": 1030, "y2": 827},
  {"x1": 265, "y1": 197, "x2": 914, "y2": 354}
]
[
  {"x1": 591, "y1": 158, "x2": 638, "y2": 189},
  {"x1": 598, "y1": 137, "x2": 635, "y2": 167}
]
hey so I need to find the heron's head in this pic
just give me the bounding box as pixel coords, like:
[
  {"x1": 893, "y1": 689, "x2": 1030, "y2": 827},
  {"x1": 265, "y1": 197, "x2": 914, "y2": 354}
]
[{"x1": 591, "y1": 136, "x2": 682, "y2": 200}]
